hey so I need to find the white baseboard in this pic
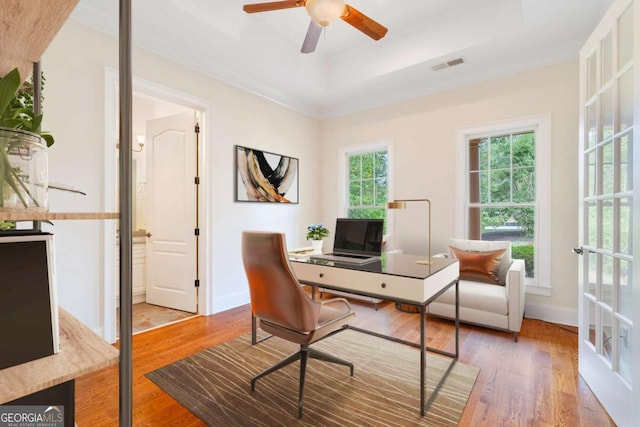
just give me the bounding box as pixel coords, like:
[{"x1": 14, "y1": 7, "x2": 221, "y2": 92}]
[
  {"x1": 524, "y1": 301, "x2": 578, "y2": 326},
  {"x1": 212, "y1": 290, "x2": 250, "y2": 314}
]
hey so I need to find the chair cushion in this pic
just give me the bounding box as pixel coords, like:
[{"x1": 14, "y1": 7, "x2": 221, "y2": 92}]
[
  {"x1": 449, "y1": 246, "x2": 506, "y2": 285},
  {"x1": 435, "y1": 280, "x2": 509, "y2": 315},
  {"x1": 449, "y1": 238, "x2": 512, "y2": 283}
]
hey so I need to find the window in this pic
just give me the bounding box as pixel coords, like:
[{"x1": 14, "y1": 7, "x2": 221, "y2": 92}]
[
  {"x1": 340, "y1": 142, "x2": 392, "y2": 229},
  {"x1": 468, "y1": 131, "x2": 536, "y2": 277},
  {"x1": 457, "y1": 116, "x2": 550, "y2": 294}
]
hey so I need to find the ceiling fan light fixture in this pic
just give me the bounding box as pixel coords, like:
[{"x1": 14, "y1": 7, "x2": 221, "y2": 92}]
[{"x1": 305, "y1": 0, "x2": 345, "y2": 27}]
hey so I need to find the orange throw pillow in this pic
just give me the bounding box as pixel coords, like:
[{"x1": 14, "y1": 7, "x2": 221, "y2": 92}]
[{"x1": 449, "y1": 246, "x2": 506, "y2": 285}]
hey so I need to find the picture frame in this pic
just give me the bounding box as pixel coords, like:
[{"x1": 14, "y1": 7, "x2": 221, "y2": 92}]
[{"x1": 235, "y1": 145, "x2": 299, "y2": 203}]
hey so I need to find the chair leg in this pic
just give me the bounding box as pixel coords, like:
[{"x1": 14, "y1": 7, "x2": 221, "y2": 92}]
[
  {"x1": 308, "y1": 348, "x2": 354, "y2": 376},
  {"x1": 251, "y1": 351, "x2": 301, "y2": 391},
  {"x1": 251, "y1": 344, "x2": 353, "y2": 419},
  {"x1": 297, "y1": 349, "x2": 309, "y2": 419}
]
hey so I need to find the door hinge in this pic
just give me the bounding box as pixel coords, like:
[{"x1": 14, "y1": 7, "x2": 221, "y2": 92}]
[
  {"x1": 194, "y1": 228, "x2": 200, "y2": 236},
  {"x1": 194, "y1": 176, "x2": 200, "y2": 185},
  {"x1": 195, "y1": 279, "x2": 200, "y2": 288},
  {"x1": 195, "y1": 123, "x2": 200, "y2": 134}
]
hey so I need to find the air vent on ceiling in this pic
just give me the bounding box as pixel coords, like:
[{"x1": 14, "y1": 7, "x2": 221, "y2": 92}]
[{"x1": 432, "y1": 57, "x2": 465, "y2": 71}]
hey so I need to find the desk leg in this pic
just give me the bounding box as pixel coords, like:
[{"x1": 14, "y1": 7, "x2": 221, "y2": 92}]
[
  {"x1": 420, "y1": 303, "x2": 426, "y2": 416},
  {"x1": 455, "y1": 279, "x2": 459, "y2": 359}
]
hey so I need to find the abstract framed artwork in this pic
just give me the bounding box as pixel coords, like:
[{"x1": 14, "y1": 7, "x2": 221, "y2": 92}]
[{"x1": 236, "y1": 145, "x2": 299, "y2": 203}]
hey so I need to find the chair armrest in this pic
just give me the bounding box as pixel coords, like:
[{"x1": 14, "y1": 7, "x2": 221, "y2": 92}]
[{"x1": 506, "y1": 259, "x2": 526, "y2": 332}]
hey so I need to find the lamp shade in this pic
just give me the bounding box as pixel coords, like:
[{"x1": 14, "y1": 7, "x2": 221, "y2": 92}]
[
  {"x1": 386, "y1": 201, "x2": 406, "y2": 209},
  {"x1": 305, "y1": 0, "x2": 345, "y2": 27}
]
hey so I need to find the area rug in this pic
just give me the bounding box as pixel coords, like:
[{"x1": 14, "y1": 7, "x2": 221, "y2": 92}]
[{"x1": 146, "y1": 330, "x2": 479, "y2": 426}]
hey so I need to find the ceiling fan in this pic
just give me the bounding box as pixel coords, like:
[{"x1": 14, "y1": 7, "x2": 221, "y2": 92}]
[{"x1": 243, "y1": 0, "x2": 388, "y2": 54}]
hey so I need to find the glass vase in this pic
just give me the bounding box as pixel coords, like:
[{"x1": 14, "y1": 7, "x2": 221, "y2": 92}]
[{"x1": 0, "y1": 127, "x2": 48, "y2": 212}]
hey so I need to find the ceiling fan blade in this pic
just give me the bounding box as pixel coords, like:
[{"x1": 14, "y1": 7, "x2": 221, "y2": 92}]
[
  {"x1": 341, "y1": 4, "x2": 388, "y2": 40},
  {"x1": 301, "y1": 20, "x2": 322, "y2": 53},
  {"x1": 243, "y1": 0, "x2": 305, "y2": 13}
]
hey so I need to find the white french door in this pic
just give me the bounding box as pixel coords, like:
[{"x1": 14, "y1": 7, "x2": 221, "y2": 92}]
[{"x1": 578, "y1": 0, "x2": 638, "y2": 425}]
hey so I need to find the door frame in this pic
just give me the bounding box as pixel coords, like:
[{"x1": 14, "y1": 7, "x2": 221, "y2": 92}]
[{"x1": 103, "y1": 68, "x2": 212, "y2": 343}]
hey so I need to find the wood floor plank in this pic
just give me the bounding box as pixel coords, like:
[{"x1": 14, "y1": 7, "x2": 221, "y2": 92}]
[{"x1": 75, "y1": 301, "x2": 614, "y2": 426}]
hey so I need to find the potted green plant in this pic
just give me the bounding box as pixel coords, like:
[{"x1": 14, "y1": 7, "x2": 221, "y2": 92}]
[
  {"x1": 0, "y1": 67, "x2": 54, "y2": 214},
  {"x1": 306, "y1": 223, "x2": 330, "y2": 252}
]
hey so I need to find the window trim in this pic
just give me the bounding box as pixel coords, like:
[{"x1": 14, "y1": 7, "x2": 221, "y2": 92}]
[
  {"x1": 456, "y1": 114, "x2": 551, "y2": 296},
  {"x1": 338, "y1": 139, "x2": 394, "y2": 225}
]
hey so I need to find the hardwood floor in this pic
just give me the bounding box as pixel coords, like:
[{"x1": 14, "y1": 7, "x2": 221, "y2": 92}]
[{"x1": 75, "y1": 297, "x2": 615, "y2": 426}]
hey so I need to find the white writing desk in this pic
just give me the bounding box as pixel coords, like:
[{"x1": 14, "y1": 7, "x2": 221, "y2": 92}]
[{"x1": 252, "y1": 253, "x2": 460, "y2": 416}]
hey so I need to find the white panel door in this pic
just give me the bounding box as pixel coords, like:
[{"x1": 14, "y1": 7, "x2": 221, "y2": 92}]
[
  {"x1": 577, "y1": 1, "x2": 638, "y2": 425},
  {"x1": 145, "y1": 112, "x2": 197, "y2": 313}
]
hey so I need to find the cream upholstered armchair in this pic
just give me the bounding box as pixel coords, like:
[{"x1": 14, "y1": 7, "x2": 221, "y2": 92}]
[{"x1": 428, "y1": 238, "x2": 526, "y2": 341}]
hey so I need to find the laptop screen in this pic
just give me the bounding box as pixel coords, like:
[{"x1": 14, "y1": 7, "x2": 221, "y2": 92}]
[{"x1": 333, "y1": 218, "x2": 384, "y2": 257}]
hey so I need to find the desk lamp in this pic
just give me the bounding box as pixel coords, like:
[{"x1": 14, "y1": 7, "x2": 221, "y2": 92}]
[{"x1": 386, "y1": 199, "x2": 432, "y2": 265}]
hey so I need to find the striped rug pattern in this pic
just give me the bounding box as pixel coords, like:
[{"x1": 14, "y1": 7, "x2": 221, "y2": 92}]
[{"x1": 147, "y1": 330, "x2": 479, "y2": 426}]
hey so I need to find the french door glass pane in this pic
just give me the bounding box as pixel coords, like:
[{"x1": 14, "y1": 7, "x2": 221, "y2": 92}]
[
  {"x1": 619, "y1": 133, "x2": 633, "y2": 193},
  {"x1": 588, "y1": 298, "x2": 597, "y2": 347},
  {"x1": 587, "y1": 102, "x2": 597, "y2": 148},
  {"x1": 587, "y1": 250, "x2": 597, "y2": 296},
  {"x1": 619, "y1": 197, "x2": 632, "y2": 255},
  {"x1": 601, "y1": 32, "x2": 613, "y2": 84},
  {"x1": 602, "y1": 308, "x2": 613, "y2": 363},
  {"x1": 619, "y1": 258, "x2": 632, "y2": 319},
  {"x1": 602, "y1": 255, "x2": 613, "y2": 307},
  {"x1": 587, "y1": 201, "x2": 597, "y2": 246},
  {"x1": 602, "y1": 142, "x2": 614, "y2": 194},
  {"x1": 618, "y1": 321, "x2": 632, "y2": 385},
  {"x1": 602, "y1": 201, "x2": 614, "y2": 251},
  {"x1": 601, "y1": 87, "x2": 615, "y2": 140},
  {"x1": 586, "y1": 102, "x2": 598, "y2": 148},
  {"x1": 587, "y1": 150, "x2": 597, "y2": 196},
  {"x1": 587, "y1": 53, "x2": 597, "y2": 98},
  {"x1": 618, "y1": 6, "x2": 633, "y2": 69},
  {"x1": 619, "y1": 70, "x2": 633, "y2": 132}
]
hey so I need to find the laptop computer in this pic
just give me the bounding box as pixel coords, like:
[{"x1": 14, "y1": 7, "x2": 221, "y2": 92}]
[{"x1": 310, "y1": 218, "x2": 384, "y2": 265}]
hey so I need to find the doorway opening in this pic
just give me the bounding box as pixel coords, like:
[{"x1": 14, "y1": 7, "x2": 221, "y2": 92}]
[
  {"x1": 116, "y1": 95, "x2": 199, "y2": 337},
  {"x1": 104, "y1": 70, "x2": 210, "y2": 343}
]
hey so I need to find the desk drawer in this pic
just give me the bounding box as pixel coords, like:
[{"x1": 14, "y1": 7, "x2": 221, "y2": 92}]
[{"x1": 291, "y1": 262, "x2": 458, "y2": 303}]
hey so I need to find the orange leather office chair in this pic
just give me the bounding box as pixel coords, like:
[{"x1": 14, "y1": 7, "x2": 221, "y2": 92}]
[{"x1": 241, "y1": 231, "x2": 356, "y2": 418}]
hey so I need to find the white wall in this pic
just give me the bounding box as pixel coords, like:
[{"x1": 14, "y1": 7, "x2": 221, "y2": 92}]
[
  {"x1": 40, "y1": 20, "x2": 581, "y2": 330},
  {"x1": 41, "y1": 21, "x2": 320, "y2": 332},
  {"x1": 319, "y1": 60, "x2": 581, "y2": 323}
]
